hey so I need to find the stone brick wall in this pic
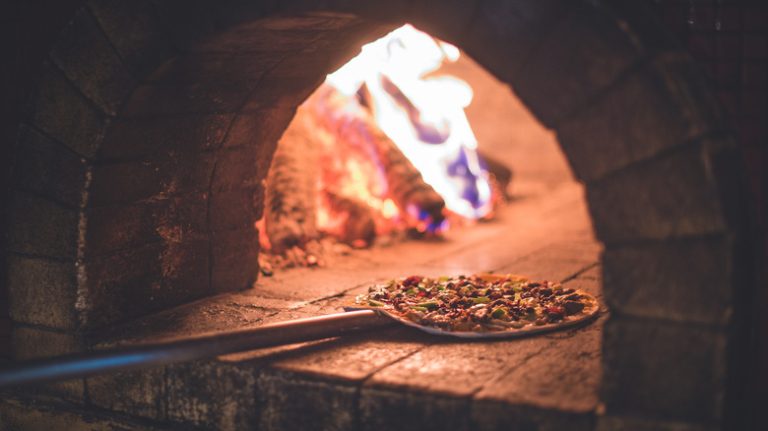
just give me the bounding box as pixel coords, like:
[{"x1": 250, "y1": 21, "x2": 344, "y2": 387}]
[{"x1": 0, "y1": 0, "x2": 763, "y2": 429}]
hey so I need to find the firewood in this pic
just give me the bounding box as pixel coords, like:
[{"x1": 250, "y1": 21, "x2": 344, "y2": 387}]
[
  {"x1": 323, "y1": 191, "x2": 376, "y2": 248},
  {"x1": 263, "y1": 110, "x2": 319, "y2": 253},
  {"x1": 310, "y1": 85, "x2": 446, "y2": 228}
]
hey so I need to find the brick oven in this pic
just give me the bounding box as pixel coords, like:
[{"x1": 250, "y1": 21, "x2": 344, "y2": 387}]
[{"x1": 0, "y1": 1, "x2": 764, "y2": 430}]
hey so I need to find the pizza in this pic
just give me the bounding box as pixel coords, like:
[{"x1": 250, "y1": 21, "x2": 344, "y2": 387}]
[{"x1": 351, "y1": 273, "x2": 598, "y2": 338}]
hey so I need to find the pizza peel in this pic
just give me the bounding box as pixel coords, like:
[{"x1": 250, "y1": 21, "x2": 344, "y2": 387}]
[{"x1": 0, "y1": 276, "x2": 598, "y2": 389}]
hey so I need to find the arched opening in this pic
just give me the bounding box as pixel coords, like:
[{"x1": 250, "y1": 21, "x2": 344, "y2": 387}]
[{"x1": 2, "y1": 1, "x2": 756, "y2": 430}]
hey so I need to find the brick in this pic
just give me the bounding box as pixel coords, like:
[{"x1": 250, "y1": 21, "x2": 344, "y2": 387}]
[
  {"x1": 512, "y1": 2, "x2": 643, "y2": 126},
  {"x1": 12, "y1": 125, "x2": 87, "y2": 207},
  {"x1": 27, "y1": 63, "x2": 108, "y2": 158},
  {"x1": 242, "y1": 74, "x2": 323, "y2": 112},
  {"x1": 86, "y1": 367, "x2": 165, "y2": 420},
  {"x1": 603, "y1": 237, "x2": 733, "y2": 325},
  {"x1": 97, "y1": 293, "x2": 282, "y2": 346},
  {"x1": 223, "y1": 108, "x2": 295, "y2": 154},
  {"x1": 406, "y1": 1, "x2": 477, "y2": 43},
  {"x1": 85, "y1": 192, "x2": 208, "y2": 256},
  {"x1": 211, "y1": 227, "x2": 259, "y2": 292},
  {"x1": 597, "y1": 415, "x2": 719, "y2": 431},
  {"x1": 367, "y1": 336, "x2": 549, "y2": 397},
  {"x1": 183, "y1": 19, "x2": 328, "y2": 53},
  {"x1": 211, "y1": 146, "x2": 264, "y2": 193},
  {"x1": 0, "y1": 397, "x2": 167, "y2": 431},
  {"x1": 586, "y1": 140, "x2": 728, "y2": 243},
  {"x1": 209, "y1": 187, "x2": 259, "y2": 232},
  {"x1": 10, "y1": 326, "x2": 85, "y2": 401},
  {"x1": 7, "y1": 255, "x2": 77, "y2": 329},
  {"x1": 472, "y1": 402, "x2": 594, "y2": 431},
  {"x1": 80, "y1": 239, "x2": 210, "y2": 328},
  {"x1": 267, "y1": 327, "x2": 423, "y2": 382},
  {"x1": 122, "y1": 52, "x2": 285, "y2": 116},
  {"x1": 359, "y1": 388, "x2": 470, "y2": 431},
  {"x1": 557, "y1": 54, "x2": 724, "y2": 182},
  {"x1": 89, "y1": 152, "x2": 215, "y2": 205},
  {"x1": 256, "y1": 370, "x2": 358, "y2": 431},
  {"x1": 167, "y1": 360, "x2": 258, "y2": 429},
  {"x1": 88, "y1": 0, "x2": 174, "y2": 77},
  {"x1": 6, "y1": 191, "x2": 79, "y2": 259},
  {"x1": 99, "y1": 114, "x2": 233, "y2": 160},
  {"x1": 473, "y1": 315, "x2": 603, "y2": 415},
  {"x1": 602, "y1": 316, "x2": 727, "y2": 421},
  {"x1": 81, "y1": 242, "x2": 164, "y2": 328},
  {"x1": 49, "y1": 9, "x2": 136, "y2": 116},
  {"x1": 457, "y1": 0, "x2": 565, "y2": 86}
]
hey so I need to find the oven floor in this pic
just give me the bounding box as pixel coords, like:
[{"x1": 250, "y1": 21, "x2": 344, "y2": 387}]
[{"x1": 80, "y1": 181, "x2": 604, "y2": 431}]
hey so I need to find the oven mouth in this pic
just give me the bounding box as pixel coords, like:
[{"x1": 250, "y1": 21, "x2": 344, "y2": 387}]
[{"x1": 2, "y1": 2, "x2": 757, "y2": 430}]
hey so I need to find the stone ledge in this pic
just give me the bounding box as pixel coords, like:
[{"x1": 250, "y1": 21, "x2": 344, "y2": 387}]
[{"x1": 66, "y1": 184, "x2": 604, "y2": 430}]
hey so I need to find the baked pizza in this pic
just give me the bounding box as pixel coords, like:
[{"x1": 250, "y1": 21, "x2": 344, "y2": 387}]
[{"x1": 351, "y1": 273, "x2": 599, "y2": 338}]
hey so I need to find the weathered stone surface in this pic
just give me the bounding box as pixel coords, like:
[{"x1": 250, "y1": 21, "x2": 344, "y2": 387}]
[
  {"x1": 88, "y1": 0, "x2": 174, "y2": 77},
  {"x1": 98, "y1": 114, "x2": 233, "y2": 160},
  {"x1": 86, "y1": 367, "x2": 165, "y2": 420},
  {"x1": 6, "y1": 191, "x2": 79, "y2": 259},
  {"x1": 596, "y1": 415, "x2": 719, "y2": 431},
  {"x1": 89, "y1": 152, "x2": 215, "y2": 205},
  {"x1": 257, "y1": 370, "x2": 358, "y2": 431},
  {"x1": 81, "y1": 238, "x2": 210, "y2": 329},
  {"x1": 13, "y1": 125, "x2": 87, "y2": 207},
  {"x1": 11, "y1": 326, "x2": 85, "y2": 401},
  {"x1": 166, "y1": 360, "x2": 258, "y2": 430},
  {"x1": 27, "y1": 63, "x2": 108, "y2": 158},
  {"x1": 0, "y1": 397, "x2": 167, "y2": 431},
  {"x1": 603, "y1": 236, "x2": 733, "y2": 324},
  {"x1": 267, "y1": 328, "x2": 424, "y2": 382},
  {"x1": 408, "y1": 0, "x2": 478, "y2": 44},
  {"x1": 211, "y1": 146, "x2": 264, "y2": 193},
  {"x1": 222, "y1": 108, "x2": 295, "y2": 154},
  {"x1": 49, "y1": 9, "x2": 136, "y2": 116},
  {"x1": 586, "y1": 141, "x2": 728, "y2": 243},
  {"x1": 473, "y1": 314, "x2": 604, "y2": 415},
  {"x1": 459, "y1": 0, "x2": 565, "y2": 86},
  {"x1": 359, "y1": 388, "x2": 470, "y2": 431},
  {"x1": 472, "y1": 401, "x2": 595, "y2": 431},
  {"x1": 122, "y1": 51, "x2": 285, "y2": 116},
  {"x1": 85, "y1": 192, "x2": 208, "y2": 257},
  {"x1": 209, "y1": 188, "x2": 259, "y2": 232},
  {"x1": 7, "y1": 255, "x2": 77, "y2": 329},
  {"x1": 211, "y1": 227, "x2": 259, "y2": 292},
  {"x1": 512, "y1": 2, "x2": 643, "y2": 127},
  {"x1": 95, "y1": 294, "x2": 284, "y2": 346},
  {"x1": 557, "y1": 54, "x2": 725, "y2": 182},
  {"x1": 367, "y1": 336, "x2": 549, "y2": 397},
  {"x1": 602, "y1": 316, "x2": 726, "y2": 422}
]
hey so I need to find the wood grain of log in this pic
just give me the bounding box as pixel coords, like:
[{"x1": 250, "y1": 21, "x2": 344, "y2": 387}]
[{"x1": 263, "y1": 110, "x2": 319, "y2": 253}]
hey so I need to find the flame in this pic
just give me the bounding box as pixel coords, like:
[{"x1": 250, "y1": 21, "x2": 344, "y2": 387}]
[{"x1": 326, "y1": 24, "x2": 493, "y2": 220}]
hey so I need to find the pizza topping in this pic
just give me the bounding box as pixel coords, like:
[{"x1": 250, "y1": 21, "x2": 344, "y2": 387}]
[{"x1": 355, "y1": 274, "x2": 596, "y2": 333}]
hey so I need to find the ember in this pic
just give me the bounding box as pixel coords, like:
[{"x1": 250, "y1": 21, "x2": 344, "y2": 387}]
[{"x1": 258, "y1": 24, "x2": 508, "y2": 269}]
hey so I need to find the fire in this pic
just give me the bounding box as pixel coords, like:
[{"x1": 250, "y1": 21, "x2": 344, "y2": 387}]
[
  {"x1": 325, "y1": 24, "x2": 493, "y2": 221},
  {"x1": 258, "y1": 24, "x2": 500, "y2": 266}
]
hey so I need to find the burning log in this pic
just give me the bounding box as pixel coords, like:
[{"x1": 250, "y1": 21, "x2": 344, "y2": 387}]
[
  {"x1": 263, "y1": 112, "x2": 319, "y2": 254},
  {"x1": 311, "y1": 85, "x2": 446, "y2": 229},
  {"x1": 322, "y1": 191, "x2": 377, "y2": 248}
]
